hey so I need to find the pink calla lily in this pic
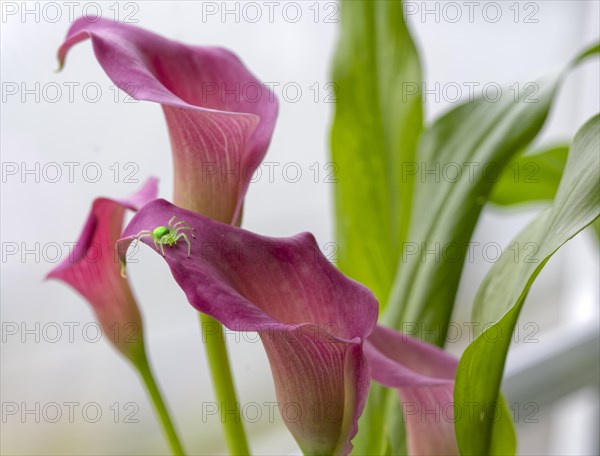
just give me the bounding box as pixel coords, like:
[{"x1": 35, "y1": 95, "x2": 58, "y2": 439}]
[
  {"x1": 364, "y1": 325, "x2": 459, "y2": 456},
  {"x1": 47, "y1": 178, "x2": 158, "y2": 361},
  {"x1": 117, "y1": 198, "x2": 377, "y2": 455},
  {"x1": 58, "y1": 17, "x2": 278, "y2": 224},
  {"x1": 116, "y1": 199, "x2": 459, "y2": 455}
]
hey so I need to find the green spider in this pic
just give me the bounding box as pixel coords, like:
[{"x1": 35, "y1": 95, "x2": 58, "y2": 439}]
[{"x1": 133, "y1": 216, "x2": 196, "y2": 257}]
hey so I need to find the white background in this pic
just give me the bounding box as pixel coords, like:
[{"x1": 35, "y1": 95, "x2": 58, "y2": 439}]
[{"x1": 1, "y1": 1, "x2": 599, "y2": 454}]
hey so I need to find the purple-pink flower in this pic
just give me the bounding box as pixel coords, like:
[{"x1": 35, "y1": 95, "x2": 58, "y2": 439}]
[
  {"x1": 47, "y1": 178, "x2": 158, "y2": 361},
  {"x1": 117, "y1": 198, "x2": 376, "y2": 455},
  {"x1": 58, "y1": 17, "x2": 278, "y2": 224}
]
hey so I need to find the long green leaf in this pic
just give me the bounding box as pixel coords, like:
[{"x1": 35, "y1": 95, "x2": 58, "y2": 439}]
[
  {"x1": 455, "y1": 113, "x2": 600, "y2": 455},
  {"x1": 331, "y1": 0, "x2": 423, "y2": 307},
  {"x1": 383, "y1": 45, "x2": 599, "y2": 347},
  {"x1": 489, "y1": 145, "x2": 568, "y2": 206},
  {"x1": 383, "y1": 77, "x2": 557, "y2": 340}
]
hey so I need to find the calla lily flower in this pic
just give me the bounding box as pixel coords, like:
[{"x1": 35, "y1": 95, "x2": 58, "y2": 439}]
[
  {"x1": 58, "y1": 17, "x2": 278, "y2": 224},
  {"x1": 116, "y1": 199, "x2": 459, "y2": 455},
  {"x1": 117, "y1": 199, "x2": 376, "y2": 455},
  {"x1": 47, "y1": 178, "x2": 158, "y2": 362},
  {"x1": 364, "y1": 325, "x2": 459, "y2": 456}
]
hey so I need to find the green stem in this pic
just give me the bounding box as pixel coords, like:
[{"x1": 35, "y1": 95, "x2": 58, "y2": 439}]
[
  {"x1": 135, "y1": 350, "x2": 186, "y2": 455},
  {"x1": 199, "y1": 313, "x2": 250, "y2": 455}
]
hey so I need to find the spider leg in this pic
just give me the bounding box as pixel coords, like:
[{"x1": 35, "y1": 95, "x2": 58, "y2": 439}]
[
  {"x1": 173, "y1": 226, "x2": 194, "y2": 234},
  {"x1": 133, "y1": 230, "x2": 152, "y2": 239},
  {"x1": 151, "y1": 237, "x2": 163, "y2": 256},
  {"x1": 174, "y1": 233, "x2": 192, "y2": 257},
  {"x1": 121, "y1": 231, "x2": 151, "y2": 279},
  {"x1": 132, "y1": 231, "x2": 152, "y2": 251},
  {"x1": 172, "y1": 224, "x2": 196, "y2": 238},
  {"x1": 172, "y1": 220, "x2": 193, "y2": 230},
  {"x1": 158, "y1": 239, "x2": 166, "y2": 256},
  {"x1": 172, "y1": 220, "x2": 196, "y2": 238},
  {"x1": 168, "y1": 216, "x2": 178, "y2": 229}
]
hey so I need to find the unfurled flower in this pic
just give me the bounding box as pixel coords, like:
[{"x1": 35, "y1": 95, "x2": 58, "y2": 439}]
[
  {"x1": 116, "y1": 199, "x2": 459, "y2": 455},
  {"x1": 47, "y1": 178, "x2": 158, "y2": 362},
  {"x1": 58, "y1": 17, "x2": 278, "y2": 224},
  {"x1": 365, "y1": 325, "x2": 458, "y2": 456},
  {"x1": 117, "y1": 199, "x2": 377, "y2": 455}
]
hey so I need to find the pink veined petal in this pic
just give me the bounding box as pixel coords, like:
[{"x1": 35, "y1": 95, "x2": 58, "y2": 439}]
[
  {"x1": 58, "y1": 17, "x2": 278, "y2": 224},
  {"x1": 116, "y1": 199, "x2": 379, "y2": 455},
  {"x1": 364, "y1": 324, "x2": 459, "y2": 456},
  {"x1": 47, "y1": 178, "x2": 158, "y2": 361}
]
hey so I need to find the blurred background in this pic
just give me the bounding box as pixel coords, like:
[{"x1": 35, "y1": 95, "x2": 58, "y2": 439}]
[{"x1": 1, "y1": 1, "x2": 599, "y2": 454}]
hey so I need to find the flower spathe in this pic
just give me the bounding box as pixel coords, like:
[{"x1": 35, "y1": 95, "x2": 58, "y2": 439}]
[
  {"x1": 117, "y1": 199, "x2": 377, "y2": 455},
  {"x1": 58, "y1": 17, "x2": 278, "y2": 224},
  {"x1": 47, "y1": 178, "x2": 158, "y2": 361},
  {"x1": 364, "y1": 325, "x2": 459, "y2": 456}
]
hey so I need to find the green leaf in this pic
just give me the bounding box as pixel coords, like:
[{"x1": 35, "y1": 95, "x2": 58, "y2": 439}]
[
  {"x1": 382, "y1": 44, "x2": 600, "y2": 347},
  {"x1": 489, "y1": 145, "x2": 568, "y2": 206},
  {"x1": 455, "y1": 114, "x2": 600, "y2": 455},
  {"x1": 331, "y1": 0, "x2": 423, "y2": 307},
  {"x1": 592, "y1": 218, "x2": 600, "y2": 242},
  {"x1": 382, "y1": 76, "x2": 558, "y2": 341},
  {"x1": 352, "y1": 384, "x2": 393, "y2": 455}
]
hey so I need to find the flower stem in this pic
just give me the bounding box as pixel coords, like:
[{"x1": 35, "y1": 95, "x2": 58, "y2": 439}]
[
  {"x1": 135, "y1": 350, "x2": 186, "y2": 455},
  {"x1": 199, "y1": 313, "x2": 250, "y2": 455}
]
